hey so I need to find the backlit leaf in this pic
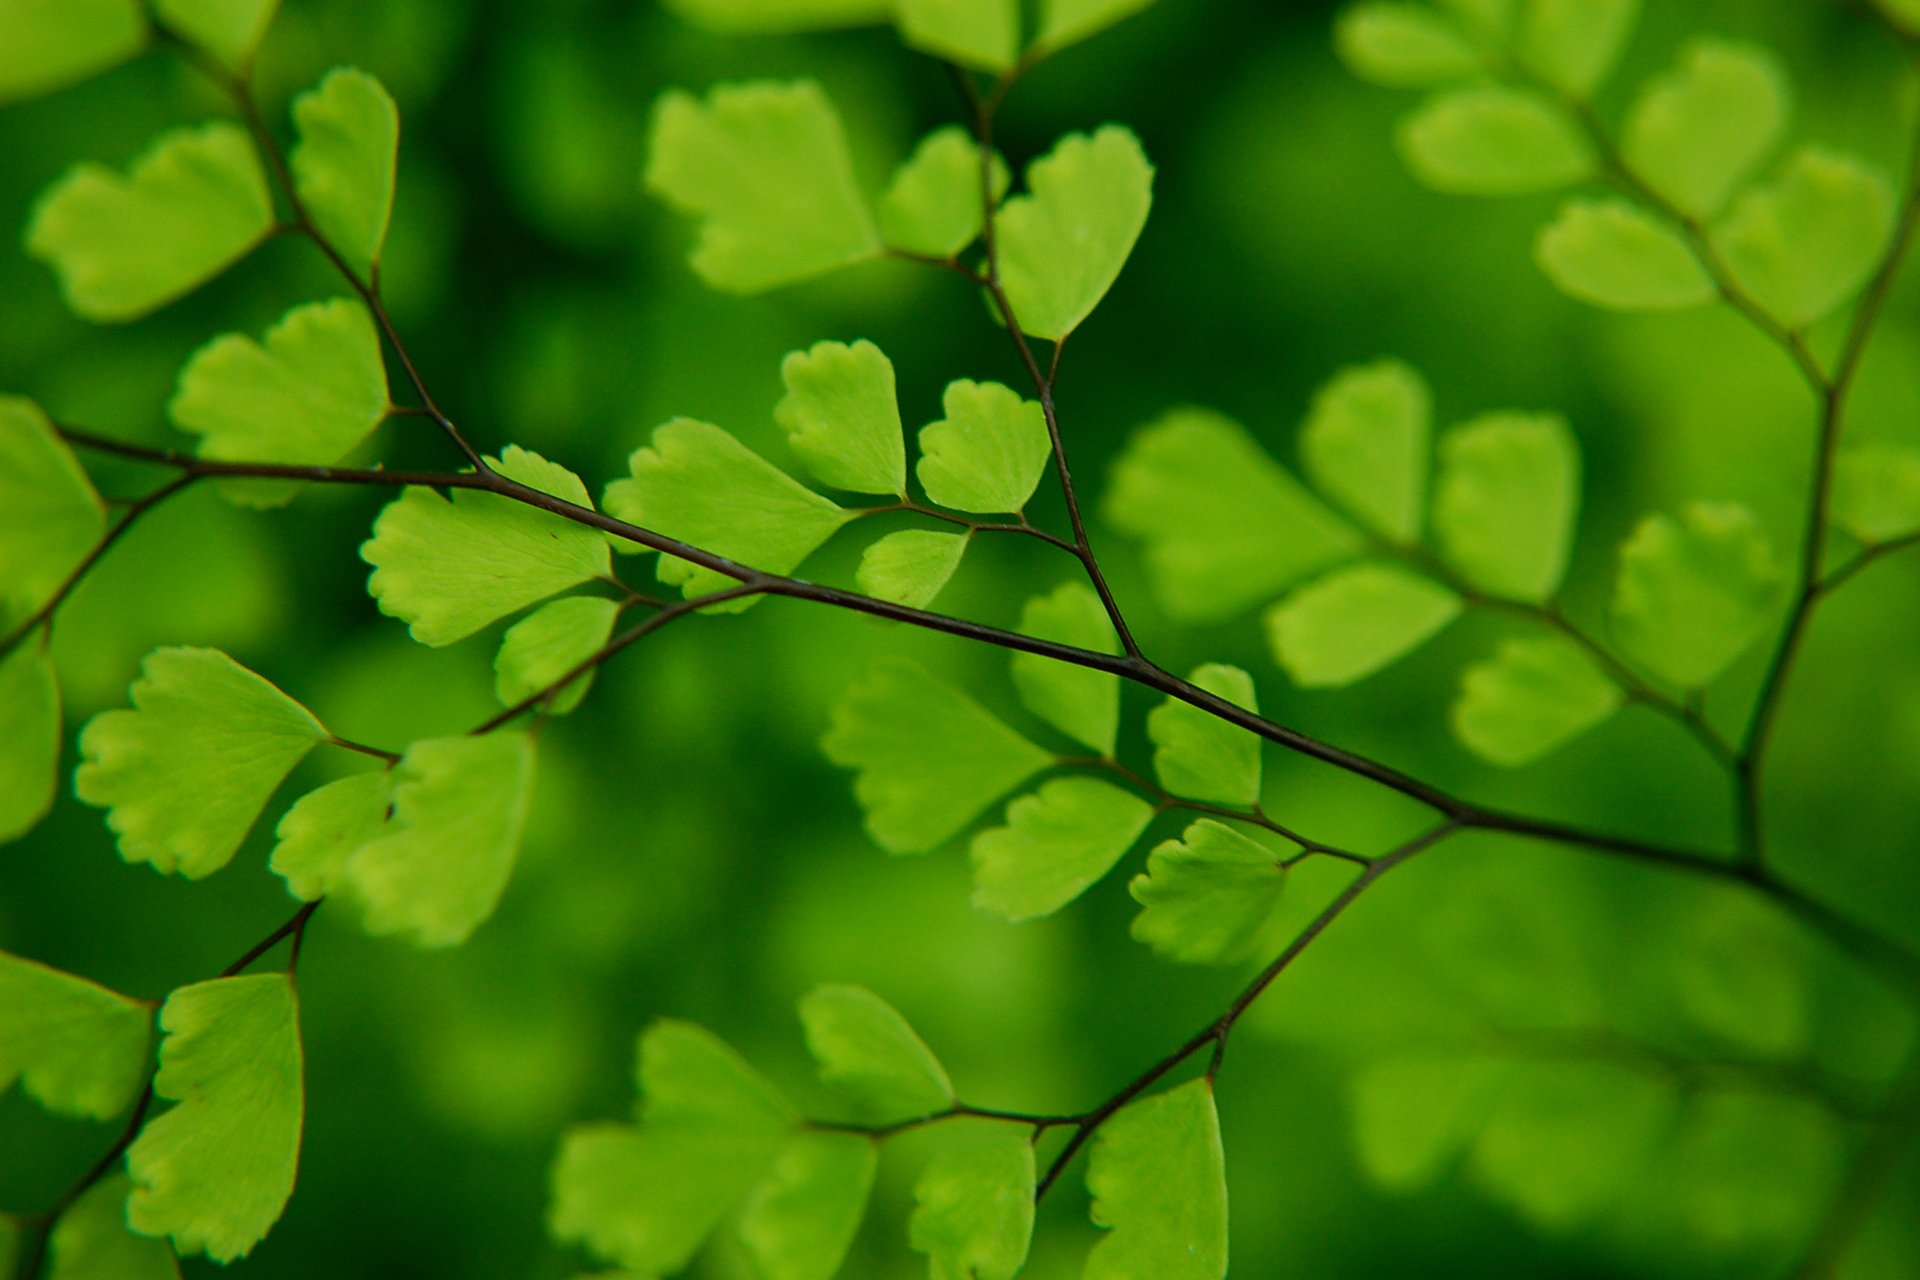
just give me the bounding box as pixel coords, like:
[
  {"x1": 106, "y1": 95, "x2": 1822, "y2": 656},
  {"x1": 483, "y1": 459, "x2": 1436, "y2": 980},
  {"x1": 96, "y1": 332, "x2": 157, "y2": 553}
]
[
  {"x1": 663, "y1": 0, "x2": 889, "y2": 32},
  {"x1": 916, "y1": 379, "x2": 1051, "y2": 514},
  {"x1": 995, "y1": 127, "x2": 1153, "y2": 341},
  {"x1": 0, "y1": 951, "x2": 150, "y2": 1120},
  {"x1": 1535, "y1": 199, "x2": 1714, "y2": 311},
  {"x1": 1034, "y1": 0, "x2": 1156, "y2": 53},
  {"x1": 645, "y1": 80, "x2": 880, "y2": 293},
  {"x1": 1148, "y1": 664, "x2": 1262, "y2": 806},
  {"x1": 48, "y1": 1176, "x2": 180, "y2": 1280},
  {"x1": 1334, "y1": 4, "x2": 1481, "y2": 89},
  {"x1": 855, "y1": 530, "x2": 968, "y2": 610},
  {"x1": 152, "y1": 0, "x2": 277, "y2": 73},
  {"x1": 1105, "y1": 408, "x2": 1361, "y2": 622},
  {"x1": 1876, "y1": 0, "x2": 1920, "y2": 35},
  {"x1": 1611, "y1": 502, "x2": 1782, "y2": 688},
  {"x1": 740, "y1": 1132, "x2": 876, "y2": 1280},
  {"x1": 1398, "y1": 85, "x2": 1593, "y2": 195},
  {"x1": 1349, "y1": 1054, "x2": 1499, "y2": 1192},
  {"x1": 76, "y1": 647, "x2": 327, "y2": 879},
  {"x1": 26, "y1": 123, "x2": 272, "y2": 321},
  {"x1": 909, "y1": 1134, "x2": 1035, "y2": 1280},
  {"x1": 1266, "y1": 562, "x2": 1461, "y2": 687},
  {"x1": 494, "y1": 595, "x2": 620, "y2": 716},
  {"x1": 1084, "y1": 1079, "x2": 1227, "y2": 1280},
  {"x1": 1622, "y1": 40, "x2": 1789, "y2": 221},
  {"x1": 0, "y1": 396, "x2": 106, "y2": 614},
  {"x1": 169, "y1": 297, "x2": 389, "y2": 505},
  {"x1": 127, "y1": 974, "x2": 304, "y2": 1262},
  {"x1": 1010, "y1": 582, "x2": 1121, "y2": 756},
  {"x1": 550, "y1": 1021, "x2": 794, "y2": 1273},
  {"x1": 363, "y1": 446, "x2": 611, "y2": 645},
  {"x1": 1832, "y1": 443, "x2": 1920, "y2": 543},
  {"x1": 0, "y1": 0, "x2": 146, "y2": 105},
  {"x1": 606, "y1": 419, "x2": 853, "y2": 603},
  {"x1": 1714, "y1": 149, "x2": 1895, "y2": 329},
  {"x1": 1432, "y1": 412, "x2": 1580, "y2": 603},
  {"x1": 776, "y1": 339, "x2": 905, "y2": 496},
  {"x1": 342, "y1": 733, "x2": 535, "y2": 946},
  {"x1": 1128, "y1": 819, "x2": 1287, "y2": 965},
  {"x1": 290, "y1": 67, "x2": 400, "y2": 276},
  {"x1": 1451, "y1": 635, "x2": 1622, "y2": 766},
  {"x1": 1516, "y1": 0, "x2": 1639, "y2": 97},
  {"x1": 0, "y1": 642, "x2": 60, "y2": 843},
  {"x1": 969, "y1": 778, "x2": 1154, "y2": 920},
  {"x1": 800, "y1": 983, "x2": 953, "y2": 1120},
  {"x1": 896, "y1": 0, "x2": 1018, "y2": 72},
  {"x1": 822, "y1": 658, "x2": 1053, "y2": 853},
  {"x1": 1299, "y1": 359, "x2": 1430, "y2": 542},
  {"x1": 269, "y1": 771, "x2": 393, "y2": 902},
  {"x1": 878, "y1": 127, "x2": 1009, "y2": 259}
]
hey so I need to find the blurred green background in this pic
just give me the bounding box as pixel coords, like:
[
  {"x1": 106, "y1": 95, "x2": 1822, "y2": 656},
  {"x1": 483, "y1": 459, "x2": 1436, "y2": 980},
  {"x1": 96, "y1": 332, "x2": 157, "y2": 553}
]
[{"x1": 3, "y1": 0, "x2": 1919, "y2": 1276}]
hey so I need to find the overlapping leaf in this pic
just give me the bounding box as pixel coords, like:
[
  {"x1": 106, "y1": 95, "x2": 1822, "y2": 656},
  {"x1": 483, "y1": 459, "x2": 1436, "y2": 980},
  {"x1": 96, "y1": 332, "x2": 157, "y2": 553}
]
[
  {"x1": 494, "y1": 595, "x2": 620, "y2": 715},
  {"x1": 26, "y1": 122, "x2": 273, "y2": 322},
  {"x1": 47, "y1": 1176, "x2": 180, "y2": 1280},
  {"x1": 739, "y1": 1132, "x2": 876, "y2": 1280},
  {"x1": 970, "y1": 778, "x2": 1154, "y2": 920},
  {"x1": 1514, "y1": 0, "x2": 1639, "y2": 97},
  {"x1": 1129, "y1": 820, "x2": 1287, "y2": 965},
  {"x1": 1535, "y1": 199, "x2": 1714, "y2": 311},
  {"x1": 1148, "y1": 664, "x2": 1262, "y2": 806},
  {"x1": 1009, "y1": 582, "x2": 1120, "y2": 755},
  {"x1": 76, "y1": 647, "x2": 327, "y2": 878},
  {"x1": 0, "y1": 951, "x2": 150, "y2": 1120},
  {"x1": 1714, "y1": 149, "x2": 1895, "y2": 329},
  {"x1": 855, "y1": 530, "x2": 968, "y2": 610},
  {"x1": 896, "y1": 0, "x2": 1017, "y2": 71},
  {"x1": 127, "y1": 973, "x2": 304, "y2": 1262},
  {"x1": 995, "y1": 127, "x2": 1153, "y2": 341},
  {"x1": 268, "y1": 771, "x2": 393, "y2": 901}
]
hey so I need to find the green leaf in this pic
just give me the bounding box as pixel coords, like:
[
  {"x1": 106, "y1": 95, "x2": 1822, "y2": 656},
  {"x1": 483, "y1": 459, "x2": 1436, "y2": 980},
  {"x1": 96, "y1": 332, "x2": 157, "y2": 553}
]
[
  {"x1": 48, "y1": 1176, "x2": 180, "y2": 1280},
  {"x1": 855, "y1": 530, "x2": 968, "y2": 610},
  {"x1": 739, "y1": 1132, "x2": 876, "y2": 1280},
  {"x1": 168, "y1": 297, "x2": 389, "y2": 505},
  {"x1": 1266, "y1": 562, "x2": 1461, "y2": 687},
  {"x1": 878, "y1": 127, "x2": 1009, "y2": 259},
  {"x1": 1128, "y1": 819, "x2": 1287, "y2": 965},
  {"x1": 1467, "y1": 1060, "x2": 1676, "y2": 1231},
  {"x1": 26, "y1": 123, "x2": 272, "y2": 321},
  {"x1": 1010, "y1": 582, "x2": 1121, "y2": 756},
  {"x1": 363, "y1": 446, "x2": 612, "y2": 645},
  {"x1": 1535, "y1": 198, "x2": 1715, "y2": 311},
  {"x1": 775, "y1": 339, "x2": 905, "y2": 496},
  {"x1": 644, "y1": 80, "x2": 880, "y2": 293},
  {"x1": 662, "y1": 0, "x2": 890, "y2": 32},
  {"x1": 494, "y1": 595, "x2": 620, "y2": 716},
  {"x1": 1334, "y1": 3, "x2": 1481, "y2": 89},
  {"x1": 1611, "y1": 502, "x2": 1782, "y2": 689},
  {"x1": 0, "y1": 642, "x2": 60, "y2": 843},
  {"x1": 916, "y1": 379, "x2": 1052, "y2": 515},
  {"x1": 1434, "y1": 0, "x2": 1512, "y2": 36},
  {"x1": 342, "y1": 733, "x2": 535, "y2": 946},
  {"x1": 995, "y1": 127, "x2": 1154, "y2": 341},
  {"x1": 1670, "y1": 893, "x2": 1809, "y2": 1058},
  {"x1": 1516, "y1": 0, "x2": 1639, "y2": 97},
  {"x1": 1148, "y1": 664, "x2": 1262, "y2": 806},
  {"x1": 1432, "y1": 412, "x2": 1580, "y2": 603},
  {"x1": 823, "y1": 659, "x2": 1053, "y2": 853},
  {"x1": 1105, "y1": 408, "x2": 1362, "y2": 623},
  {"x1": 1877, "y1": 0, "x2": 1920, "y2": 36},
  {"x1": 1348, "y1": 1055, "x2": 1500, "y2": 1192},
  {"x1": 152, "y1": 0, "x2": 277, "y2": 73},
  {"x1": 0, "y1": 0, "x2": 147, "y2": 105},
  {"x1": 1451, "y1": 635, "x2": 1622, "y2": 766},
  {"x1": 910, "y1": 1134, "x2": 1035, "y2": 1280},
  {"x1": 605, "y1": 418, "x2": 851, "y2": 603},
  {"x1": 969, "y1": 778, "x2": 1154, "y2": 920},
  {"x1": 290, "y1": 67, "x2": 400, "y2": 276},
  {"x1": 1832, "y1": 443, "x2": 1920, "y2": 543},
  {"x1": 1715, "y1": 148, "x2": 1896, "y2": 328},
  {"x1": 269, "y1": 771, "x2": 392, "y2": 902},
  {"x1": 1299, "y1": 359, "x2": 1431, "y2": 543},
  {"x1": 126, "y1": 973, "x2": 304, "y2": 1263},
  {"x1": 1085, "y1": 1079, "x2": 1228, "y2": 1280},
  {"x1": 0, "y1": 951, "x2": 150, "y2": 1120},
  {"x1": 550, "y1": 1021, "x2": 794, "y2": 1273},
  {"x1": 0, "y1": 397, "x2": 107, "y2": 614},
  {"x1": 800, "y1": 984, "x2": 953, "y2": 1121},
  {"x1": 75, "y1": 647, "x2": 327, "y2": 879},
  {"x1": 1397, "y1": 85, "x2": 1593, "y2": 195},
  {"x1": 896, "y1": 0, "x2": 1018, "y2": 72},
  {"x1": 1621, "y1": 40, "x2": 1790, "y2": 221},
  {"x1": 1034, "y1": 0, "x2": 1156, "y2": 52}
]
